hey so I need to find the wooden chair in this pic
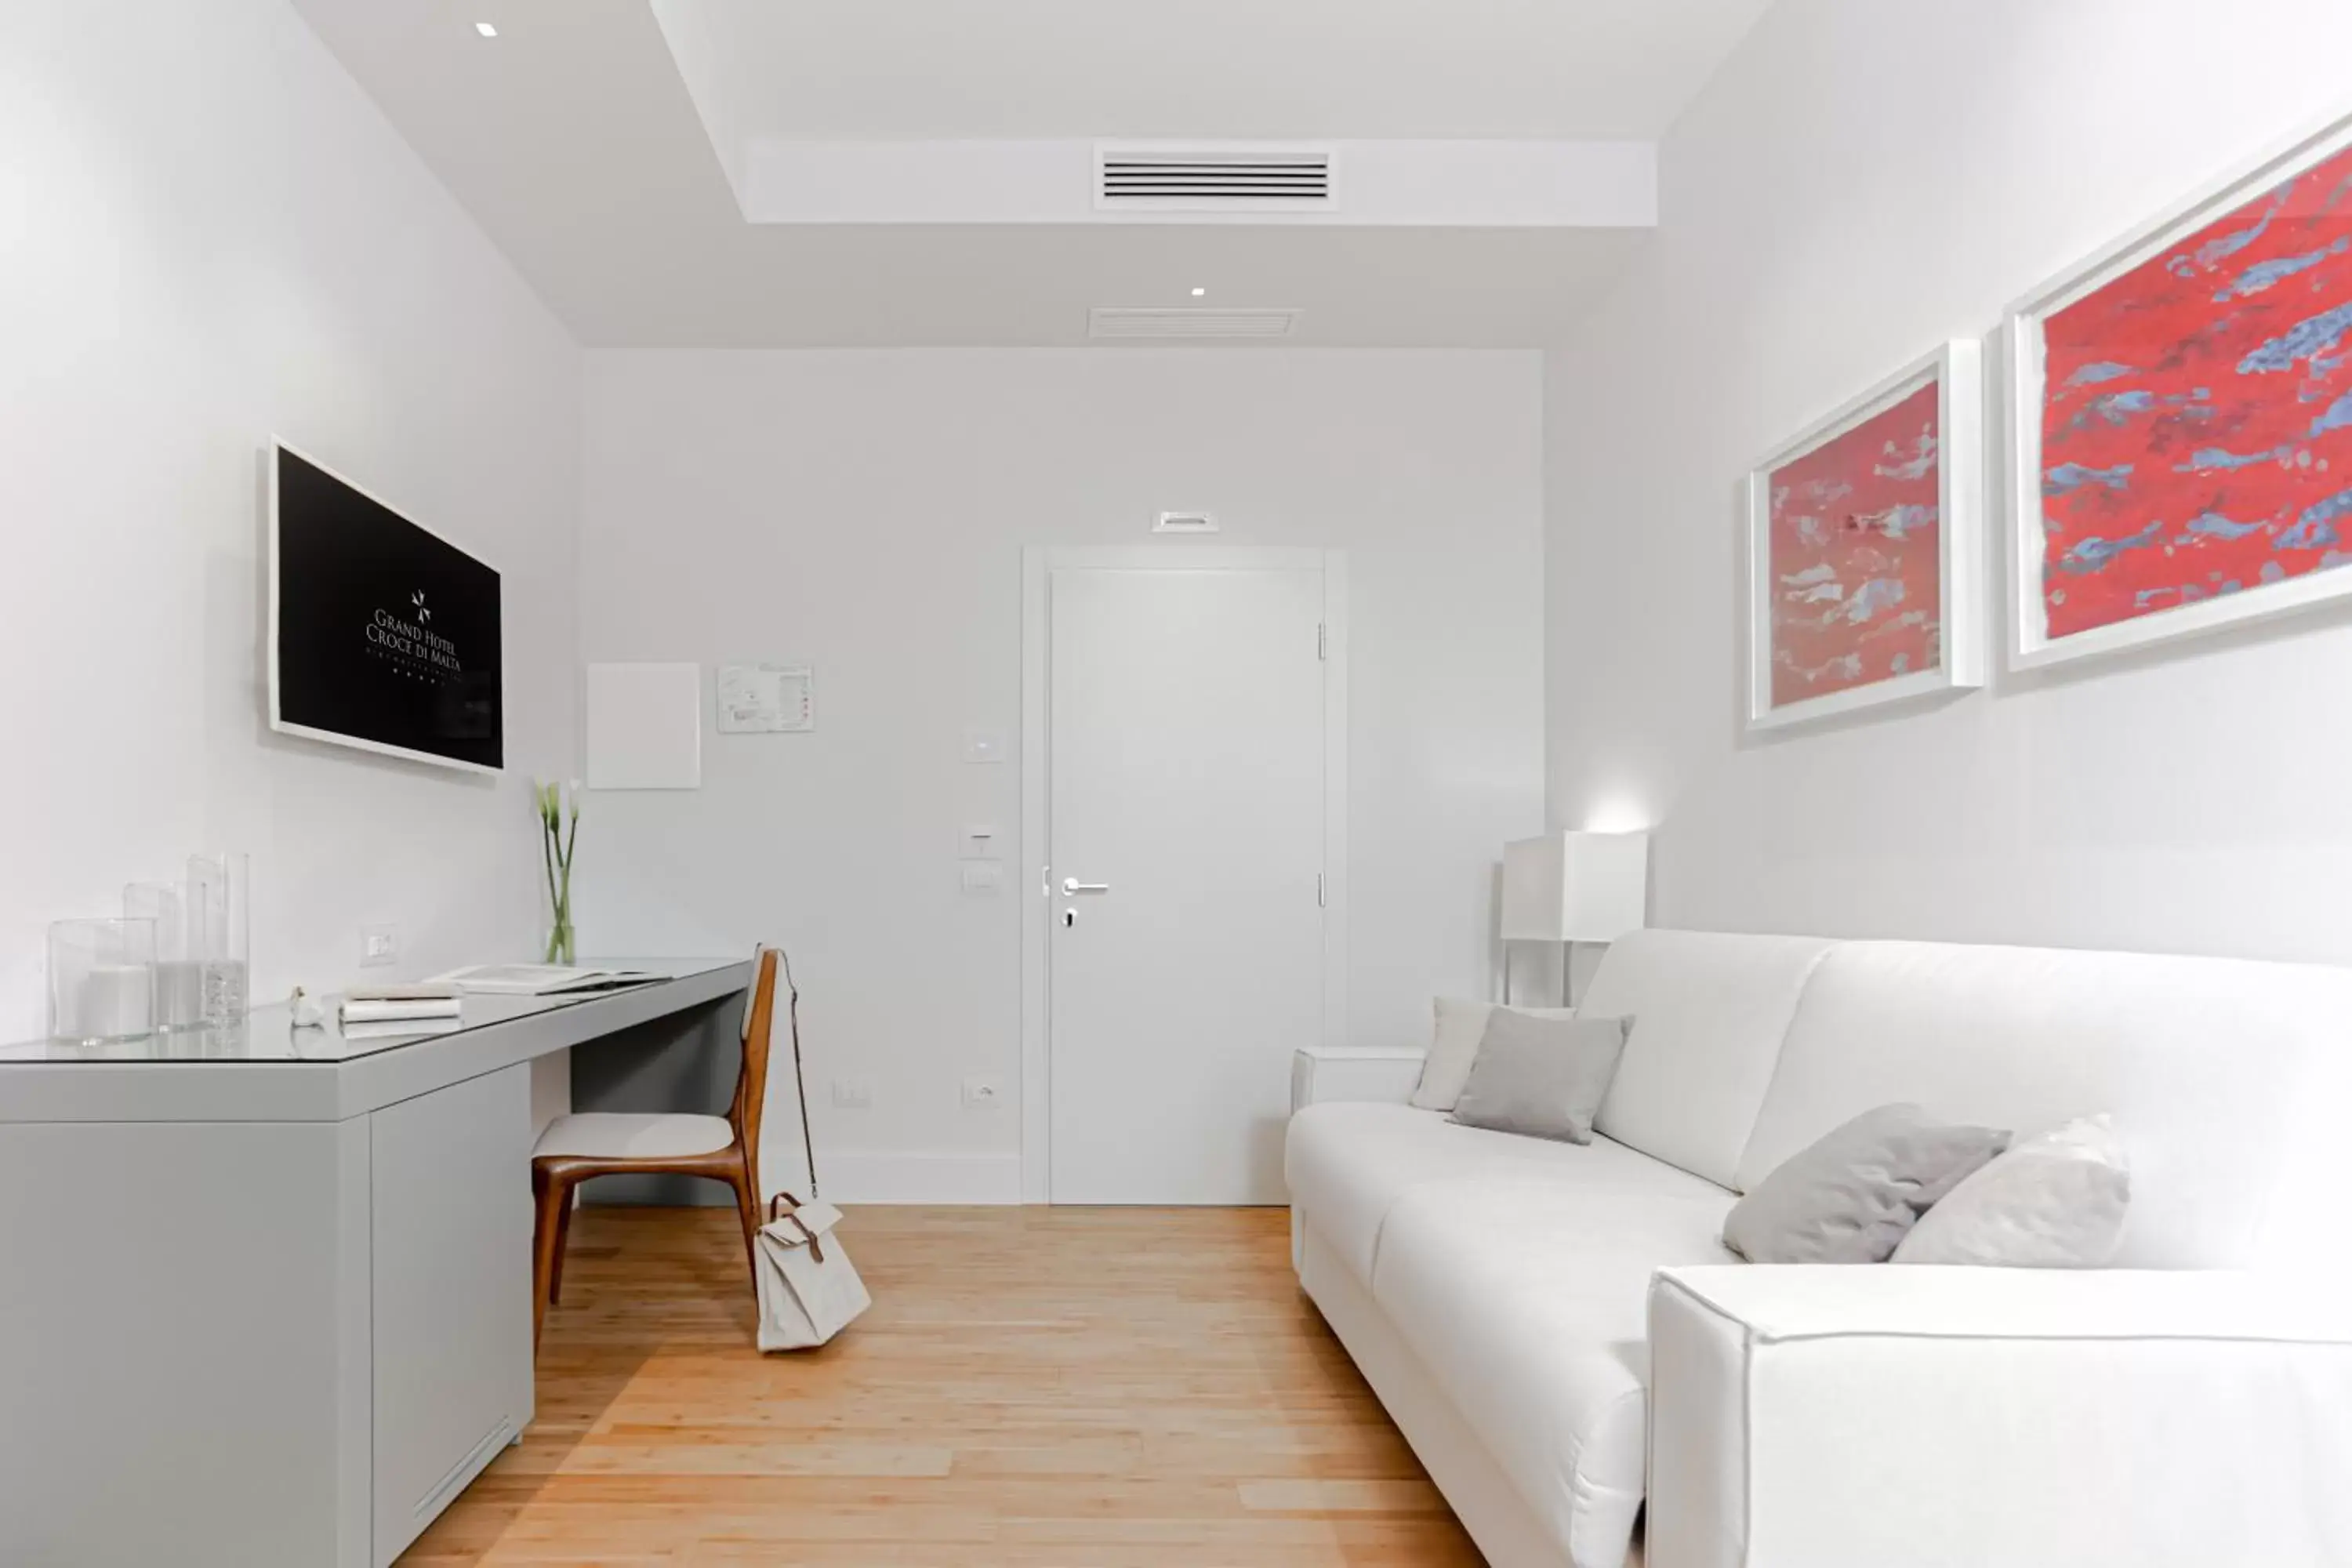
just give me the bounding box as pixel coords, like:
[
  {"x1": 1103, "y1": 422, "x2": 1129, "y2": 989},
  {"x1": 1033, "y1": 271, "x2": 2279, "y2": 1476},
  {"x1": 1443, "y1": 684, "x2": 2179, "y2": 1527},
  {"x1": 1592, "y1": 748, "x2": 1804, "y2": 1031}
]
[{"x1": 529, "y1": 948, "x2": 797, "y2": 1347}]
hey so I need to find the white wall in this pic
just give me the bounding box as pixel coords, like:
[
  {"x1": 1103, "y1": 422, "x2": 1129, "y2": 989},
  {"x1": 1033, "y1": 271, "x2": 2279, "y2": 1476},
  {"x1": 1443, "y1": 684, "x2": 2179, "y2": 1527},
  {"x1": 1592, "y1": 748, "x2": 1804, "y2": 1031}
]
[
  {"x1": 0, "y1": 0, "x2": 581, "y2": 1036},
  {"x1": 1546, "y1": 0, "x2": 2352, "y2": 962},
  {"x1": 579, "y1": 350, "x2": 1546, "y2": 1200}
]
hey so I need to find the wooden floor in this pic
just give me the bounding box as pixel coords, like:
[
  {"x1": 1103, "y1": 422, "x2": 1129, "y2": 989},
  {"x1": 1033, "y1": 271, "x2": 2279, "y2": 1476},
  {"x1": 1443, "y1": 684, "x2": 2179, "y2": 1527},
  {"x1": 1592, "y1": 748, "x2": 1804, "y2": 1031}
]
[{"x1": 401, "y1": 1205, "x2": 1490, "y2": 1566}]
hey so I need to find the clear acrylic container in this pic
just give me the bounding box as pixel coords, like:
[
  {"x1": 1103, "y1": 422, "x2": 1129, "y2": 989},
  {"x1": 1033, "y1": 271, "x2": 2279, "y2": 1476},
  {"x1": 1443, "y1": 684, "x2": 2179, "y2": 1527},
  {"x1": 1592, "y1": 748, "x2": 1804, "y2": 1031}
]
[
  {"x1": 188, "y1": 851, "x2": 251, "y2": 1027},
  {"x1": 49, "y1": 917, "x2": 158, "y2": 1043},
  {"x1": 125, "y1": 881, "x2": 205, "y2": 1032}
]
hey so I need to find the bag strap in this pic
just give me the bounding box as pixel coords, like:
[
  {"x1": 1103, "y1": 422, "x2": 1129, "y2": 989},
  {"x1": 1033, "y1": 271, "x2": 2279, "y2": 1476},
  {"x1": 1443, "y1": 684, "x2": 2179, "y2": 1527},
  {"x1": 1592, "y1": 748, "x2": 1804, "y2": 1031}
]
[{"x1": 778, "y1": 946, "x2": 820, "y2": 1201}]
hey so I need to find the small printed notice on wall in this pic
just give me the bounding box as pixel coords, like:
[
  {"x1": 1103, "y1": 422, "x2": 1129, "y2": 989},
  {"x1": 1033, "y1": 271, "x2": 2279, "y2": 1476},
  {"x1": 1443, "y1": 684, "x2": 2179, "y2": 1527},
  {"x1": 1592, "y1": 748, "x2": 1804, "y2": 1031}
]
[{"x1": 717, "y1": 663, "x2": 815, "y2": 733}]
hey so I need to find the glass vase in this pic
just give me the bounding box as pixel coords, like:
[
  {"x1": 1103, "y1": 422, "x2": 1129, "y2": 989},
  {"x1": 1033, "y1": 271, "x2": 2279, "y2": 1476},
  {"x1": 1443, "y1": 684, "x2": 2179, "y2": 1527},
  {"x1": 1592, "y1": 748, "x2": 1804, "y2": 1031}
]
[
  {"x1": 545, "y1": 913, "x2": 575, "y2": 967},
  {"x1": 188, "y1": 851, "x2": 251, "y2": 1027},
  {"x1": 125, "y1": 881, "x2": 205, "y2": 1032},
  {"x1": 49, "y1": 917, "x2": 157, "y2": 1044}
]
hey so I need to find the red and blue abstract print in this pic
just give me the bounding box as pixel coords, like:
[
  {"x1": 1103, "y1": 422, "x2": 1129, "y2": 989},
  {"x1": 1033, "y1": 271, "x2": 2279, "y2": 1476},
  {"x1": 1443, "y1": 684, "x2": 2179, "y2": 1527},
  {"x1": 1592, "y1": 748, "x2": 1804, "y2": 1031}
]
[
  {"x1": 1767, "y1": 379, "x2": 1943, "y2": 709},
  {"x1": 2041, "y1": 141, "x2": 2352, "y2": 639}
]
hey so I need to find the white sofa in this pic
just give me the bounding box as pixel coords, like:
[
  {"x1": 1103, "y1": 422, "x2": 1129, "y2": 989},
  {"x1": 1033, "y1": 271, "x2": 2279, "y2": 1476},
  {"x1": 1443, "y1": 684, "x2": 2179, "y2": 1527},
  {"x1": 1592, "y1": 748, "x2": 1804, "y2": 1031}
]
[{"x1": 1286, "y1": 930, "x2": 2352, "y2": 1568}]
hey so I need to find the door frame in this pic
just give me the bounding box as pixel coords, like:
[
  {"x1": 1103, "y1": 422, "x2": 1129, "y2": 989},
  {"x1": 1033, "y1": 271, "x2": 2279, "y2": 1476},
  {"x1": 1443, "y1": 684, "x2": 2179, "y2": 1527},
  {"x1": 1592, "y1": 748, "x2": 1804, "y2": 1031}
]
[{"x1": 1018, "y1": 546, "x2": 1349, "y2": 1203}]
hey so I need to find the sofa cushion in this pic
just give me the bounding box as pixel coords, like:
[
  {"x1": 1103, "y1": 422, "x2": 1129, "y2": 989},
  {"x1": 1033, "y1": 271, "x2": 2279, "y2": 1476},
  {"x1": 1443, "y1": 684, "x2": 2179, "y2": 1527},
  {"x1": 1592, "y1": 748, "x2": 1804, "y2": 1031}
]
[
  {"x1": 1735, "y1": 940, "x2": 2352, "y2": 1268},
  {"x1": 1285, "y1": 1101, "x2": 1727, "y2": 1287},
  {"x1": 1583, "y1": 929, "x2": 1836, "y2": 1189},
  {"x1": 1370, "y1": 1181, "x2": 1737, "y2": 1568},
  {"x1": 1411, "y1": 997, "x2": 1577, "y2": 1112},
  {"x1": 1722, "y1": 1103, "x2": 2009, "y2": 1264},
  {"x1": 1450, "y1": 1011, "x2": 1629, "y2": 1144},
  {"x1": 1892, "y1": 1114, "x2": 2132, "y2": 1268}
]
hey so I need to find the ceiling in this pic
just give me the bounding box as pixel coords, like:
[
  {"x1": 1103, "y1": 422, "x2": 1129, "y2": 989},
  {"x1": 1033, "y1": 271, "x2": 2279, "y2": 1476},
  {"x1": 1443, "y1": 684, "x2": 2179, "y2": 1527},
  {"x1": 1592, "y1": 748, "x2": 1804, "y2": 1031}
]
[
  {"x1": 659, "y1": 0, "x2": 1769, "y2": 143},
  {"x1": 291, "y1": 0, "x2": 1770, "y2": 347}
]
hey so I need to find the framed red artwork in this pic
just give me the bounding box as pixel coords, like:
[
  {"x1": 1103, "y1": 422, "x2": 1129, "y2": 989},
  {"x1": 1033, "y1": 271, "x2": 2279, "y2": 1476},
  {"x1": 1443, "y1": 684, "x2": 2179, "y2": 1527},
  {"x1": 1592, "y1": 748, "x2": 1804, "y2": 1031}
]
[
  {"x1": 2009, "y1": 111, "x2": 2352, "y2": 669},
  {"x1": 1746, "y1": 341, "x2": 1984, "y2": 731}
]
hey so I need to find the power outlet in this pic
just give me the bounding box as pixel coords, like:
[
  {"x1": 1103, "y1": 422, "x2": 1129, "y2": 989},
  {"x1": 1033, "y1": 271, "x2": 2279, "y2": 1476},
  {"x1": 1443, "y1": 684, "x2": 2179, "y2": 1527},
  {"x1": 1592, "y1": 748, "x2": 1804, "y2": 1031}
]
[
  {"x1": 831, "y1": 1078, "x2": 873, "y2": 1110},
  {"x1": 961, "y1": 1075, "x2": 1005, "y2": 1111},
  {"x1": 359, "y1": 924, "x2": 399, "y2": 967}
]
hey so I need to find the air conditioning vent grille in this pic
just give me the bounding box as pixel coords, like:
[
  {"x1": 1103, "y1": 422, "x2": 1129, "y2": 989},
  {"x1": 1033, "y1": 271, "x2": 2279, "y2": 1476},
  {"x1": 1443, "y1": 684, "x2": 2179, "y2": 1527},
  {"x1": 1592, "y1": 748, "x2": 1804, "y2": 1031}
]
[
  {"x1": 1097, "y1": 147, "x2": 1334, "y2": 209},
  {"x1": 1090, "y1": 308, "x2": 1301, "y2": 342}
]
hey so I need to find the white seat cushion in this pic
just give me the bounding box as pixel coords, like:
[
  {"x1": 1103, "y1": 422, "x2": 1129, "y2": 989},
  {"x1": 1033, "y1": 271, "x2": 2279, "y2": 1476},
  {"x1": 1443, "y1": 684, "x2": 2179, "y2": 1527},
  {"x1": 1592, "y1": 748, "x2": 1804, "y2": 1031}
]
[
  {"x1": 1583, "y1": 927, "x2": 1836, "y2": 1189},
  {"x1": 1370, "y1": 1182, "x2": 1737, "y2": 1568},
  {"x1": 533, "y1": 1112, "x2": 734, "y2": 1161},
  {"x1": 1285, "y1": 1101, "x2": 1726, "y2": 1288},
  {"x1": 1735, "y1": 940, "x2": 2352, "y2": 1267}
]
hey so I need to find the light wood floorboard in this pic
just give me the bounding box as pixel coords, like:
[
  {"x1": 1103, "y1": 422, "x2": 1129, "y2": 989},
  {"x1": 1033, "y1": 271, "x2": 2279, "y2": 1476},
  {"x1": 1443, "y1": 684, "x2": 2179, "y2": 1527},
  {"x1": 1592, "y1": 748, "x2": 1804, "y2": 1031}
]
[{"x1": 400, "y1": 1204, "x2": 1490, "y2": 1566}]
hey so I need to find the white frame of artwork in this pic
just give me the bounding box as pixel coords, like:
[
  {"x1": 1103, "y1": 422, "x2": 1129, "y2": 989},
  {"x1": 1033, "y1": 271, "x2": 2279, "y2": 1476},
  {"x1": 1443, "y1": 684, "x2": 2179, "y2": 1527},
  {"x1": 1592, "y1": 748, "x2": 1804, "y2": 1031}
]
[
  {"x1": 2005, "y1": 107, "x2": 2352, "y2": 671},
  {"x1": 1744, "y1": 339, "x2": 1985, "y2": 732}
]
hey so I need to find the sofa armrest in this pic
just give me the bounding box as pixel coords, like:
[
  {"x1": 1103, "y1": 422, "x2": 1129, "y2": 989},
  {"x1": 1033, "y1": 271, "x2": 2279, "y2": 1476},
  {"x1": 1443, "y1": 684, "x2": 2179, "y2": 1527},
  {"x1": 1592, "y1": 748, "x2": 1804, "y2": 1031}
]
[
  {"x1": 1647, "y1": 1265, "x2": 2352, "y2": 1568},
  {"x1": 1289, "y1": 1045, "x2": 1425, "y2": 1112}
]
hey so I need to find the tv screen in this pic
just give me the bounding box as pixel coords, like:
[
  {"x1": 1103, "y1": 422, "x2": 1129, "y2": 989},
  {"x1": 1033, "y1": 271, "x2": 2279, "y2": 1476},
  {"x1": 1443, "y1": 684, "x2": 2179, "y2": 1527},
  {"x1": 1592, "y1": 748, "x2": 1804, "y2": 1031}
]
[{"x1": 269, "y1": 443, "x2": 503, "y2": 773}]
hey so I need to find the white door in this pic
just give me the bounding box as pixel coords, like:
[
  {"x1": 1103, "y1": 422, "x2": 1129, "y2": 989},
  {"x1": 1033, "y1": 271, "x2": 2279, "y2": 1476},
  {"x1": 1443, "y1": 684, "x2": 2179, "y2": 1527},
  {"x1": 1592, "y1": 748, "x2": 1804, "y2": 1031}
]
[{"x1": 1047, "y1": 561, "x2": 1331, "y2": 1204}]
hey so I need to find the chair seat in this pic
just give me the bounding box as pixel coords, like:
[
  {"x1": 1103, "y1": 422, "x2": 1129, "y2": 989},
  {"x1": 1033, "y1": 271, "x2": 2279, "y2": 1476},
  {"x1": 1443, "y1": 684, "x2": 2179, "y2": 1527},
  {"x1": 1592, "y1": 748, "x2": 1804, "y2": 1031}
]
[{"x1": 534, "y1": 1112, "x2": 735, "y2": 1162}]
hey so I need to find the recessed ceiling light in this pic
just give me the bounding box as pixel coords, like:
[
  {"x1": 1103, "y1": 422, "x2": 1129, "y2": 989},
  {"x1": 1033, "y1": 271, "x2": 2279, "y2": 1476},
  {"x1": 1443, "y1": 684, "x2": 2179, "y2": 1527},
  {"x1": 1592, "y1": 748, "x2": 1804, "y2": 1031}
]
[
  {"x1": 1191, "y1": 287, "x2": 1207, "y2": 297},
  {"x1": 474, "y1": 21, "x2": 499, "y2": 37}
]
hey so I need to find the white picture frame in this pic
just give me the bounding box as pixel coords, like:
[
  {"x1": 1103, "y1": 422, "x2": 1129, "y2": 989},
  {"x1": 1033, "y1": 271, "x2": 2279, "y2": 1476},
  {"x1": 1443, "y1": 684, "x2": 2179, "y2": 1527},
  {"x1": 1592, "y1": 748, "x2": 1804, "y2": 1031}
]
[
  {"x1": 1744, "y1": 339, "x2": 1985, "y2": 732},
  {"x1": 2005, "y1": 108, "x2": 2352, "y2": 671}
]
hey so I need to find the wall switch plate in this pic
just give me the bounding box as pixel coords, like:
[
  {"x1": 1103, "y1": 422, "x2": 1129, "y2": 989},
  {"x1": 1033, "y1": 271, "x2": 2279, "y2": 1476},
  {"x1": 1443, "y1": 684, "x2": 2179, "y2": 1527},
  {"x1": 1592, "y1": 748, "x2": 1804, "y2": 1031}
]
[
  {"x1": 961, "y1": 1075, "x2": 1005, "y2": 1111},
  {"x1": 960, "y1": 861, "x2": 1004, "y2": 895},
  {"x1": 831, "y1": 1078, "x2": 873, "y2": 1110},
  {"x1": 963, "y1": 728, "x2": 1007, "y2": 764},
  {"x1": 359, "y1": 924, "x2": 399, "y2": 967},
  {"x1": 960, "y1": 823, "x2": 1000, "y2": 858}
]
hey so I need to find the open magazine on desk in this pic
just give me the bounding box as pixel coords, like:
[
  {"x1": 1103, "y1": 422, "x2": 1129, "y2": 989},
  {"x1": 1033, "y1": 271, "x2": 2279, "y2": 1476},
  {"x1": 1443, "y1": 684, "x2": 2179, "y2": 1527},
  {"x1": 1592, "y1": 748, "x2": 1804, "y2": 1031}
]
[{"x1": 429, "y1": 964, "x2": 662, "y2": 996}]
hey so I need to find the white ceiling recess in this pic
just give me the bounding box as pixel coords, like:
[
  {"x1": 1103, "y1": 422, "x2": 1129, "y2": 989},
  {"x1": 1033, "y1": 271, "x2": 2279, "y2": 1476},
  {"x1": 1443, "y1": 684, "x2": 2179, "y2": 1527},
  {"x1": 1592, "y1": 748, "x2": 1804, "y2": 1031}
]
[
  {"x1": 737, "y1": 140, "x2": 1657, "y2": 228},
  {"x1": 289, "y1": 0, "x2": 1769, "y2": 347},
  {"x1": 648, "y1": 0, "x2": 1773, "y2": 141}
]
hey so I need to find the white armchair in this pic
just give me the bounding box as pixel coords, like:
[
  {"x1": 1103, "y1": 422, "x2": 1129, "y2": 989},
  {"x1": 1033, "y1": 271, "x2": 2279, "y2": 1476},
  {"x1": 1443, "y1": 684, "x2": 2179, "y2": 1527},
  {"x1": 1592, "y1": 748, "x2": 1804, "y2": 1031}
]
[{"x1": 1646, "y1": 1264, "x2": 2352, "y2": 1568}]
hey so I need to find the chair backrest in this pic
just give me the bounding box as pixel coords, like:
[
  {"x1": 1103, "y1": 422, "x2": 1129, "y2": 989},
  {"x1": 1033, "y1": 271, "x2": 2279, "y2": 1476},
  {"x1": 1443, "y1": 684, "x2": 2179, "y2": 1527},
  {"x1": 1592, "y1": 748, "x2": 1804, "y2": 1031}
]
[{"x1": 728, "y1": 949, "x2": 785, "y2": 1196}]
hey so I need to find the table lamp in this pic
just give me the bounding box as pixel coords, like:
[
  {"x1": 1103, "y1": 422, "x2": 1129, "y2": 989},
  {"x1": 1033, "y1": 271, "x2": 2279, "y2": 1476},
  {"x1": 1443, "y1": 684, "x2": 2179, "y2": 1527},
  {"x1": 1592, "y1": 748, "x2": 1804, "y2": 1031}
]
[{"x1": 1499, "y1": 830, "x2": 1650, "y2": 1006}]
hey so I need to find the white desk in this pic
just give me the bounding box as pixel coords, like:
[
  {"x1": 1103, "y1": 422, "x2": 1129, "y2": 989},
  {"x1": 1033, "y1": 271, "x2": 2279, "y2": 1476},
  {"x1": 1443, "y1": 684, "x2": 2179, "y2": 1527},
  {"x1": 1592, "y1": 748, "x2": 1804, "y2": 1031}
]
[{"x1": 0, "y1": 957, "x2": 751, "y2": 1568}]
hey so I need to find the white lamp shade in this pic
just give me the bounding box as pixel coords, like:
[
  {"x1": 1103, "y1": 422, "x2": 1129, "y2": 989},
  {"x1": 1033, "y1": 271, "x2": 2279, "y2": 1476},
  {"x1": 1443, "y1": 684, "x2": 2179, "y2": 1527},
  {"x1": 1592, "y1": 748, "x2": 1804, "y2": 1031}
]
[{"x1": 1500, "y1": 831, "x2": 1650, "y2": 942}]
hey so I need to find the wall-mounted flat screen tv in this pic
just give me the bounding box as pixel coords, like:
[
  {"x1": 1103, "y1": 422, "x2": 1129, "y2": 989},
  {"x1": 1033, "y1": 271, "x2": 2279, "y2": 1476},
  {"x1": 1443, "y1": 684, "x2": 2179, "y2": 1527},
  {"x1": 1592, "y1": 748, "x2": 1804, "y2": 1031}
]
[{"x1": 269, "y1": 441, "x2": 503, "y2": 774}]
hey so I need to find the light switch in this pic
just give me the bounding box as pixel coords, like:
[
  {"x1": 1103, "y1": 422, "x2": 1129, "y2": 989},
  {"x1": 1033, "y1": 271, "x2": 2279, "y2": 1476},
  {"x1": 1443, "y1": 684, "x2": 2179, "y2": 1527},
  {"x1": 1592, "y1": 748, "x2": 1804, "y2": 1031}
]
[
  {"x1": 960, "y1": 861, "x2": 1004, "y2": 895},
  {"x1": 963, "y1": 728, "x2": 1007, "y2": 764},
  {"x1": 960, "y1": 823, "x2": 1000, "y2": 859}
]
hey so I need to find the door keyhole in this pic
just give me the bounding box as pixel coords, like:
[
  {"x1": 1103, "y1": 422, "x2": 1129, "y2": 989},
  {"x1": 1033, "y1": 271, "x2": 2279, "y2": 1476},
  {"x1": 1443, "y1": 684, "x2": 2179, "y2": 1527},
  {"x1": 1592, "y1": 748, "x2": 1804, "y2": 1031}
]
[{"x1": 1062, "y1": 907, "x2": 1077, "y2": 928}]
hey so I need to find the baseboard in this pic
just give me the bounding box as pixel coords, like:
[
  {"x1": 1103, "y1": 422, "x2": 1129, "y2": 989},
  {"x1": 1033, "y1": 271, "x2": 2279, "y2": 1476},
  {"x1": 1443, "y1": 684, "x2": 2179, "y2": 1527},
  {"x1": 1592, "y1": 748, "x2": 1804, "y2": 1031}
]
[{"x1": 816, "y1": 1152, "x2": 1023, "y2": 1205}]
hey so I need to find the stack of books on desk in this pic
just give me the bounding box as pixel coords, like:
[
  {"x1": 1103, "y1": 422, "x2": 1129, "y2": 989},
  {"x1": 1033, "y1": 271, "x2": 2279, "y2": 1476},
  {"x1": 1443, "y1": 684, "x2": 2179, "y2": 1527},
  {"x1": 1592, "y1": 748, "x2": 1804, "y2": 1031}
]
[{"x1": 339, "y1": 985, "x2": 466, "y2": 1040}]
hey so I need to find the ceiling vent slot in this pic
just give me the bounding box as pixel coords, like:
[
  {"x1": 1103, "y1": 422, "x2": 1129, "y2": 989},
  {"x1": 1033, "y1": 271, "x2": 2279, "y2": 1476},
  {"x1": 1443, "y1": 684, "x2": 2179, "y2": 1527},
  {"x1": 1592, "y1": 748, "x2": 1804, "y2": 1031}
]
[
  {"x1": 1089, "y1": 308, "x2": 1301, "y2": 342},
  {"x1": 1096, "y1": 146, "x2": 1334, "y2": 212}
]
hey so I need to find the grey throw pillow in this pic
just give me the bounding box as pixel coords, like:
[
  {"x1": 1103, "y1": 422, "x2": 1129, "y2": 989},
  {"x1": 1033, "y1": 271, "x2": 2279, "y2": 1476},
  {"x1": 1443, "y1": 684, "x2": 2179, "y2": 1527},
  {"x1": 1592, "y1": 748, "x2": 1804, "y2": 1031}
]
[
  {"x1": 1723, "y1": 1103, "x2": 2011, "y2": 1264},
  {"x1": 1447, "y1": 1010, "x2": 1631, "y2": 1145}
]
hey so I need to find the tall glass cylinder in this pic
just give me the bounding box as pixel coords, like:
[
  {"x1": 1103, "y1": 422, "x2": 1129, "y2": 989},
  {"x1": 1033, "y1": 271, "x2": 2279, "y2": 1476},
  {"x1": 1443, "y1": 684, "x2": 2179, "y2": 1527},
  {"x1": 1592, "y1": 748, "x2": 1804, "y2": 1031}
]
[
  {"x1": 188, "y1": 851, "x2": 251, "y2": 1027},
  {"x1": 49, "y1": 917, "x2": 157, "y2": 1044},
  {"x1": 126, "y1": 881, "x2": 205, "y2": 1031}
]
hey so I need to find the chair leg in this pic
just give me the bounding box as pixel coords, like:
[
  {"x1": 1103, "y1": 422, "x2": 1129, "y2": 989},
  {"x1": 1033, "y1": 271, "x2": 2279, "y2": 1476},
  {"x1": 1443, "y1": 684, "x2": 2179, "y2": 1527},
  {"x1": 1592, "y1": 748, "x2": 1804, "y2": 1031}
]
[
  {"x1": 532, "y1": 1167, "x2": 571, "y2": 1351},
  {"x1": 728, "y1": 1160, "x2": 760, "y2": 1288},
  {"x1": 548, "y1": 1181, "x2": 577, "y2": 1306}
]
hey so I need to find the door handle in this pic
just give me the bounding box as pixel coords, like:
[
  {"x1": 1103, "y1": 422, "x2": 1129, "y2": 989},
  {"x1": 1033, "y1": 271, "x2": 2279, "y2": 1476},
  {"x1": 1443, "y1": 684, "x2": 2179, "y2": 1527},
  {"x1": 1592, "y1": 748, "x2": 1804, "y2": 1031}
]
[{"x1": 1061, "y1": 877, "x2": 1111, "y2": 895}]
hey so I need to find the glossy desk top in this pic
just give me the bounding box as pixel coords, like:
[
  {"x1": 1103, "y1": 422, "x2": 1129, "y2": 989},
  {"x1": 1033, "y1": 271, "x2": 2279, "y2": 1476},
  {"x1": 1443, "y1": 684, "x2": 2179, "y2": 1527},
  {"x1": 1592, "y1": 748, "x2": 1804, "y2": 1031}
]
[
  {"x1": 0, "y1": 957, "x2": 744, "y2": 1065},
  {"x1": 0, "y1": 957, "x2": 753, "y2": 1123}
]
